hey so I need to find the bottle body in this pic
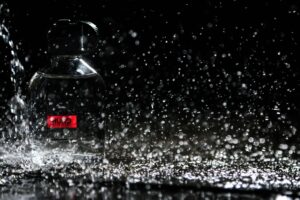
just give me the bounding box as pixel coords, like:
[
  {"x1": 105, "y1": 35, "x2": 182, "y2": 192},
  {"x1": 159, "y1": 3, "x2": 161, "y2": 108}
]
[{"x1": 28, "y1": 56, "x2": 105, "y2": 155}]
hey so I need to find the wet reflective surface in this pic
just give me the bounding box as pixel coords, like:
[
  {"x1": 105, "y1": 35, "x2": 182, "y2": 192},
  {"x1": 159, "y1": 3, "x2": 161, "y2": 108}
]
[{"x1": 1, "y1": 118, "x2": 300, "y2": 199}]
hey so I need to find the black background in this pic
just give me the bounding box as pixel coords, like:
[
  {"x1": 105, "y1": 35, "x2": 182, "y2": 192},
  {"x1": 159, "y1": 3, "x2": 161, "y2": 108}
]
[{"x1": 1, "y1": 0, "x2": 299, "y2": 127}]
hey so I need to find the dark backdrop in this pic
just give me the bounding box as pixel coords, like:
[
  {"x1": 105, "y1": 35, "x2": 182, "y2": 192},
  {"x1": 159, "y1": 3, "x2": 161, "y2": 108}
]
[{"x1": 1, "y1": 0, "x2": 299, "y2": 127}]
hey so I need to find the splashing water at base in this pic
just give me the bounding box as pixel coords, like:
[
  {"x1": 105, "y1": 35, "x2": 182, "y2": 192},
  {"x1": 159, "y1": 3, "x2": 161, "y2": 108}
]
[{"x1": 1, "y1": 119, "x2": 300, "y2": 196}]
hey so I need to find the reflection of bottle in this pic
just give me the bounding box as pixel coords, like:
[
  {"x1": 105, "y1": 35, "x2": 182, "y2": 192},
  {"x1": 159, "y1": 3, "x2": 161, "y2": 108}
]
[{"x1": 28, "y1": 19, "x2": 105, "y2": 155}]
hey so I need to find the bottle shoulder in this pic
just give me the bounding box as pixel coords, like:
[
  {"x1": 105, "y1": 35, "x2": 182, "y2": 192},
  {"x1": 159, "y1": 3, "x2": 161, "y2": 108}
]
[
  {"x1": 29, "y1": 56, "x2": 105, "y2": 90},
  {"x1": 29, "y1": 71, "x2": 105, "y2": 90},
  {"x1": 32, "y1": 71, "x2": 101, "y2": 79},
  {"x1": 39, "y1": 56, "x2": 100, "y2": 76}
]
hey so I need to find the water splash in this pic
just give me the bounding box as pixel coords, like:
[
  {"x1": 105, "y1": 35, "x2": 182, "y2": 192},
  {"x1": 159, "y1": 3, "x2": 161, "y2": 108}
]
[
  {"x1": 0, "y1": 10, "x2": 24, "y2": 93},
  {"x1": 0, "y1": 4, "x2": 27, "y2": 139}
]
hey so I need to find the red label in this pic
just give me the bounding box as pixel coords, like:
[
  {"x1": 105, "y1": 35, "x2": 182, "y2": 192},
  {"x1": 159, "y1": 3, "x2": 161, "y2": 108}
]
[{"x1": 47, "y1": 115, "x2": 77, "y2": 129}]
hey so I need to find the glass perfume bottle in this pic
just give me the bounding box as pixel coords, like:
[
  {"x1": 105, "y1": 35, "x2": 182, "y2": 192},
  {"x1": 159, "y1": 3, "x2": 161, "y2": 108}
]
[{"x1": 28, "y1": 19, "x2": 105, "y2": 156}]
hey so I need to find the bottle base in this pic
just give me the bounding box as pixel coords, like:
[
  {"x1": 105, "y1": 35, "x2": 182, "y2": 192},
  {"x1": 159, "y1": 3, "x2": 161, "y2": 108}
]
[{"x1": 42, "y1": 138, "x2": 105, "y2": 161}]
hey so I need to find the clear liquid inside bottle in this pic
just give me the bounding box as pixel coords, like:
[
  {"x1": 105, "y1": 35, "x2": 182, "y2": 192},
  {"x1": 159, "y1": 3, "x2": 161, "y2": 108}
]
[{"x1": 28, "y1": 55, "x2": 105, "y2": 156}]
